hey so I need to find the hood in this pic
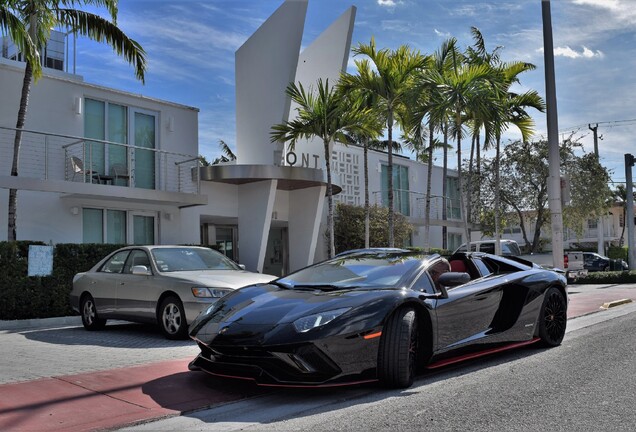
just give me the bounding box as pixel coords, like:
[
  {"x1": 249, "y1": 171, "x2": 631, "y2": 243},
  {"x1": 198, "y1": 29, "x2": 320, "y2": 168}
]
[
  {"x1": 161, "y1": 270, "x2": 275, "y2": 289},
  {"x1": 192, "y1": 284, "x2": 394, "y2": 328}
]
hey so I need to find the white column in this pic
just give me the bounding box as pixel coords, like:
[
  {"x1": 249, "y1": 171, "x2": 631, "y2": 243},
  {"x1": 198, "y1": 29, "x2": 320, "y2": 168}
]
[
  {"x1": 288, "y1": 185, "x2": 326, "y2": 271},
  {"x1": 238, "y1": 180, "x2": 278, "y2": 272}
]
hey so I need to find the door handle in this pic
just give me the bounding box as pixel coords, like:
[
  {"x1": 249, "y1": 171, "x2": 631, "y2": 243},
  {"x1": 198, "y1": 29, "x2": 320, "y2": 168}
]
[{"x1": 119, "y1": 282, "x2": 125, "y2": 285}]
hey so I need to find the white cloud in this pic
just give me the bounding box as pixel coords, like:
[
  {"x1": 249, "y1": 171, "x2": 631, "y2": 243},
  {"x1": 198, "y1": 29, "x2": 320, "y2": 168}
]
[
  {"x1": 572, "y1": 0, "x2": 621, "y2": 11},
  {"x1": 538, "y1": 45, "x2": 604, "y2": 59},
  {"x1": 434, "y1": 29, "x2": 451, "y2": 38},
  {"x1": 377, "y1": 0, "x2": 399, "y2": 6}
]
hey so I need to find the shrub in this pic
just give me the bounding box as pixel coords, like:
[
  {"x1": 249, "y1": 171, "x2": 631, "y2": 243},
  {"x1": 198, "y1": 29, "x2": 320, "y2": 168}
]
[
  {"x1": 334, "y1": 203, "x2": 414, "y2": 254},
  {"x1": 0, "y1": 242, "x2": 123, "y2": 321},
  {"x1": 573, "y1": 270, "x2": 636, "y2": 284}
]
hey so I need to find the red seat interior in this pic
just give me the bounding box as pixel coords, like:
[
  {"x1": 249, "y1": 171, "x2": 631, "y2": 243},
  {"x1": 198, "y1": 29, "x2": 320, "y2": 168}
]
[{"x1": 450, "y1": 260, "x2": 467, "y2": 273}]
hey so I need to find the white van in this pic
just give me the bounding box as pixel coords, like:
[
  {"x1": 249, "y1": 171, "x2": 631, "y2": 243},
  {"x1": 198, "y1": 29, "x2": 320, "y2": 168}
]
[{"x1": 454, "y1": 239, "x2": 521, "y2": 257}]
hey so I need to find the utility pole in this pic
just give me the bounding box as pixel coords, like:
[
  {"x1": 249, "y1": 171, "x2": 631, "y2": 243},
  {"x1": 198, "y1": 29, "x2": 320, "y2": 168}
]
[
  {"x1": 542, "y1": 0, "x2": 564, "y2": 269},
  {"x1": 625, "y1": 154, "x2": 635, "y2": 269},
  {"x1": 589, "y1": 123, "x2": 604, "y2": 255}
]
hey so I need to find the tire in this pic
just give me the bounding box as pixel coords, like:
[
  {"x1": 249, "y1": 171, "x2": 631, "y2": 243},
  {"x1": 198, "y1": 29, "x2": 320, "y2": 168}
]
[
  {"x1": 159, "y1": 296, "x2": 187, "y2": 340},
  {"x1": 378, "y1": 307, "x2": 418, "y2": 388},
  {"x1": 538, "y1": 287, "x2": 567, "y2": 347},
  {"x1": 80, "y1": 294, "x2": 106, "y2": 331}
]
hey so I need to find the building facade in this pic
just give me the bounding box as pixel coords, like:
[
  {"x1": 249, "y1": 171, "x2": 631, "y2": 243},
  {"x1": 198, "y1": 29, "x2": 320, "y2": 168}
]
[{"x1": 1, "y1": 0, "x2": 466, "y2": 276}]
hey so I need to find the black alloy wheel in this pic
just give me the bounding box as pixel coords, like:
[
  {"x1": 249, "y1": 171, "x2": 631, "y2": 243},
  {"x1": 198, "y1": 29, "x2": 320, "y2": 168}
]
[
  {"x1": 80, "y1": 294, "x2": 106, "y2": 330},
  {"x1": 159, "y1": 296, "x2": 188, "y2": 340},
  {"x1": 538, "y1": 287, "x2": 567, "y2": 347},
  {"x1": 378, "y1": 307, "x2": 418, "y2": 388}
]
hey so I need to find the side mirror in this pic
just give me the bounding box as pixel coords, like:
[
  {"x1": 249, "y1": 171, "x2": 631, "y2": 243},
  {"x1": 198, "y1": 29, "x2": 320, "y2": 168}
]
[
  {"x1": 438, "y1": 272, "x2": 470, "y2": 289},
  {"x1": 238, "y1": 264, "x2": 246, "y2": 270},
  {"x1": 131, "y1": 265, "x2": 151, "y2": 276}
]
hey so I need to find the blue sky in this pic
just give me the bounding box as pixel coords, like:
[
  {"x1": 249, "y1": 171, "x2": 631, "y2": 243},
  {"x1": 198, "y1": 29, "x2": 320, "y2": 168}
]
[{"x1": 73, "y1": 0, "x2": 636, "y2": 184}]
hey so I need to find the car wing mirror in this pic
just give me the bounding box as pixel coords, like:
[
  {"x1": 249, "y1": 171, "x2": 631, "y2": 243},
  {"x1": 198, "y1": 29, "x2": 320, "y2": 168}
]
[
  {"x1": 238, "y1": 264, "x2": 246, "y2": 270},
  {"x1": 438, "y1": 272, "x2": 470, "y2": 289},
  {"x1": 131, "y1": 265, "x2": 151, "y2": 276}
]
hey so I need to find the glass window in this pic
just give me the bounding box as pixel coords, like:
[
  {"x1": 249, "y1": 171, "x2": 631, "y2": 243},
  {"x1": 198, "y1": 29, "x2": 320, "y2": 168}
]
[
  {"x1": 83, "y1": 208, "x2": 103, "y2": 243},
  {"x1": 151, "y1": 247, "x2": 239, "y2": 272},
  {"x1": 381, "y1": 164, "x2": 410, "y2": 216},
  {"x1": 133, "y1": 215, "x2": 155, "y2": 245},
  {"x1": 446, "y1": 177, "x2": 461, "y2": 220},
  {"x1": 99, "y1": 250, "x2": 130, "y2": 273},
  {"x1": 472, "y1": 258, "x2": 492, "y2": 277},
  {"x1": 106, "y1": 210, "x2": 126, "y2": 244},
  {"x1": 448, "y1": 233, "x2": 463, "y2": 252},
  {"x1": 134, "y1": 112, "x2": 156, "y2": 189},
  {"x1": 123, "y1": 249, "x2": 152, "y2": 274},
  {"x1": 84, "y1": 98, "x2": 105, "y2": 174}
]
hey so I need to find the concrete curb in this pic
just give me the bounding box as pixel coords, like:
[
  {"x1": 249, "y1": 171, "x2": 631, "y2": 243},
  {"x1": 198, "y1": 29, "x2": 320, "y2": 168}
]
[
  {"x1": 600, "y1": 298, "x2": 633, "y2": 310},
  {"x1": 0, "y1": 316, "x2": 81, "y2": 331}
]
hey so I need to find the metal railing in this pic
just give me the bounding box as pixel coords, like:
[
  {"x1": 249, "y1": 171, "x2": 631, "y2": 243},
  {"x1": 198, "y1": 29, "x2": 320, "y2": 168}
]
[
  {"x1": 371, "y1": 189, "x2": 461, "y2": 221},
  {"x1": 1, "y1": 126, "x2": 202, "y2": 194}
]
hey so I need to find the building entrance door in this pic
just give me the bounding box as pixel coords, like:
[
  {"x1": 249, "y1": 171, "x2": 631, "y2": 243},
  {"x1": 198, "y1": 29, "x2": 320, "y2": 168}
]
[{"x1": 263, "y1": 227, "x2": 288, "y2": 277}]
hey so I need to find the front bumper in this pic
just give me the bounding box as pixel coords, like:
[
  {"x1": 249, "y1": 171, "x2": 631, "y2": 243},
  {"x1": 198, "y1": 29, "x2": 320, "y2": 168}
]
[{"x1": 190, "y1": 333, "x2": 380, "y2": 386}]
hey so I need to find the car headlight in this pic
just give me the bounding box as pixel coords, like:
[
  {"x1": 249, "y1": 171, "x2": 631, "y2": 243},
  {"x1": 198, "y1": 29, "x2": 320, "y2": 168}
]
[
  {"x1": 191, "y1": 287, "x2": 232, "y2": 298},
  {"x1": 292, "y1": 308, "x2": 351, "y2": 333}
]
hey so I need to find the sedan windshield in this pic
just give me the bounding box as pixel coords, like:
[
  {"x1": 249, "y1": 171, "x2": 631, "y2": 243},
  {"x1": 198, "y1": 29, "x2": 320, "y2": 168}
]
[
  {"x1": 278, "y1": 252, "x2": 426, "y2": 289},
  {"x1": 151, "y1": 248, "x2": 240, "y2": 272}
]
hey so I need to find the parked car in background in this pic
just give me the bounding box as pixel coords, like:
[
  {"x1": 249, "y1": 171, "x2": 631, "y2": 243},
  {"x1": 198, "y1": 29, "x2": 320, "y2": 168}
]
[
  {"x1": 454, "y1": 239, "x2": 521, "y2": 257},
  {"x1": 583, "y1": 252, "x2": 628, "y2": 272},
  {"x1": 70, "y1": 246, "x2": 276, "y2": 339}
]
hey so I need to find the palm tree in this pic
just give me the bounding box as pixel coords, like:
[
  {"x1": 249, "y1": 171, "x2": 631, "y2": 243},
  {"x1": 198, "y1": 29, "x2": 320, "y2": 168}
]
[
  {"x1": 271, "y1": 79, "x2": 376, "y2": 258},
  {"x1": 341, "y1": 38, "x2": 427, "y2": 247},
  {"x1": 404, "y1": 39, "x2": 459, "y2": 251},
  {"x1": 4, "y1": 0, "x2": 147, "y2": 241},
  {"x1": 424, "y1": 45, "x2": 494, "y2": 246},
  {"x1": 340, "y1": 90, "x2": 384, "y2": 249},
  {"x1": 212, "y1": 139, "x2": 237, "y2": 164}
]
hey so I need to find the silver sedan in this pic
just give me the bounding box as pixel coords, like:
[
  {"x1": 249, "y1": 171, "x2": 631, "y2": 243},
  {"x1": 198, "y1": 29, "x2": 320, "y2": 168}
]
[{"x1": 70, "y1": 245, "x2": 276, "y2": 339}]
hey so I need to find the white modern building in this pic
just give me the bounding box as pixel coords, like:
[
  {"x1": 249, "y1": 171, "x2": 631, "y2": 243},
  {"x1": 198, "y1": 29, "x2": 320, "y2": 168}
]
[{"x1": 0, "y1": 0, "x2": 464, "y2": 276}]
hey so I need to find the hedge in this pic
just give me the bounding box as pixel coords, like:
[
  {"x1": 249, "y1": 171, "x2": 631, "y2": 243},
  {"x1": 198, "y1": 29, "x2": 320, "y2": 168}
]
[
  {"x1": 573, "y1": 270, "x2": 636, "y2": 284},
  {"x1": 0, "y1": 241, "x2": 123, "y2": 321}
]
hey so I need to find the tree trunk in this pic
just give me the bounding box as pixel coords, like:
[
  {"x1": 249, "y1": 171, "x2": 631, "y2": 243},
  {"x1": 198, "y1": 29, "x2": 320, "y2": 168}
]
[
  {"x1": 424, "y1": 121, "x2": 434, "y2": 252},
  {"x1": 442, "y1": 124, "x2": 448, "y2": 250},
  {"x1": 456, "y1": 112, "x2": 470, "y2": 247},
  {"x1": 364, "y1": 138, "x2": 370, "y2": 248},
  {"x1": 324, "y1": 139, "x2": 335, "y2": 258},
  {"x1": 494, "y1": 137, "x2": 501, "y2": 255},
  {"x1": 387, "y1": 111, "x2": 394, "y2": 248},
  {"x1": 8, "y1": 60, "x2": 34, "y2": 241}
]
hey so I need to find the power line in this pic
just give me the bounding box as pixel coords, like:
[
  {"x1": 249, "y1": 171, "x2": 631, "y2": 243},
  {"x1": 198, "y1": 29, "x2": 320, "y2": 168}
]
[{"x1": 559, "y1": 118, "x2": 636, "y2": 134}]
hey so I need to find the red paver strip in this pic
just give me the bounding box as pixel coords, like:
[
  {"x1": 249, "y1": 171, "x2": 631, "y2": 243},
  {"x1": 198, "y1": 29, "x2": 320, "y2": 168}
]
[
  {"x1": 568, "y1": 287, "x2": 635, "y2": 319},
  {"x1": 0, "y1": 358, "x2": 263, "y2": 432}
]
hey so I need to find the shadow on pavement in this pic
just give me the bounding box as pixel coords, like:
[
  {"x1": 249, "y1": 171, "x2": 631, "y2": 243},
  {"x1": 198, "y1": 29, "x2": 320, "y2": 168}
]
[
  {"x1": 21, "y1": 322, "x2": 194, "y2": 349},
  {"x1": 141, "y1": 370, "x2": 270, "y2": 413}
]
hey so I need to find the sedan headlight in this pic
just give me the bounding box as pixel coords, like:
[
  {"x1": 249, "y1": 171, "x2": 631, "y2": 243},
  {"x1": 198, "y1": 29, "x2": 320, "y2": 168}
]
[
  {"x1": 191, "y1": 287, "x2": 232, "y2": 298},
  {"x1": 292, "y1": 308, "x2": 351, "y2": 333}
]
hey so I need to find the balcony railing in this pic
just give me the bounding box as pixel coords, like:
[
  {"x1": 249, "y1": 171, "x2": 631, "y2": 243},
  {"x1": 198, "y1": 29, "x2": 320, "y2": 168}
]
[
  {"x1": 371, "y1": 189, "x2": 461, "y2": 221},
  {"x1": 0, "y1": 126, "x2": 201, "y2": 194}
]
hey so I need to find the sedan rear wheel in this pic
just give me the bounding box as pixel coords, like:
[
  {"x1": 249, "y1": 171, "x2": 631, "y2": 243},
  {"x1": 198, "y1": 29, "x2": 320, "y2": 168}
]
[
  {"x1": 159, "y1": 296, "x2": 187, "y2": 340},
  {"x1": 80, "y1": 294, "x2": 106, "y2": 331},
  {"x1": 538, "y1": 287, "x2": 567, "y2": 347},
  {"x1": 378, "y1": 307, "x2": 418, "y2": 388}
]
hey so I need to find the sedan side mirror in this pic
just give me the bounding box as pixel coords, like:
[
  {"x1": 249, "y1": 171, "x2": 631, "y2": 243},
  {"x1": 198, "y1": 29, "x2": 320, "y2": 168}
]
[
  {"x1": 131, "y1": 265, "x2": 151, "y2": 276},
  {"x1": 238, "y1": 264, "x2": 246, "y2": 270}
]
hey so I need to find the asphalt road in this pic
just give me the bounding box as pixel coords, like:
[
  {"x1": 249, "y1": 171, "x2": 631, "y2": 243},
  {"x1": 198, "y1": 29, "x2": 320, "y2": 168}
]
[{"x1": 123, "y1": 302, "x2": 636, "y2": 431}]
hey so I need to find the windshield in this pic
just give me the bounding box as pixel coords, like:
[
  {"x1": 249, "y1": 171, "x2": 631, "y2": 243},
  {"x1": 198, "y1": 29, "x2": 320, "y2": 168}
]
[
  {"x1": 278, "y1": 252, "x2": 426, "y2": 289},
  {"x1": 151, "y1": 247, "x2": 240, "y2": 272}
]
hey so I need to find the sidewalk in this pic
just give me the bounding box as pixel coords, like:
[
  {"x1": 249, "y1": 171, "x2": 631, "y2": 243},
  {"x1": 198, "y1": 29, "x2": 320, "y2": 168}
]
[{"x1": 0, "y1": 283, "x2": 633, "y2": 431}]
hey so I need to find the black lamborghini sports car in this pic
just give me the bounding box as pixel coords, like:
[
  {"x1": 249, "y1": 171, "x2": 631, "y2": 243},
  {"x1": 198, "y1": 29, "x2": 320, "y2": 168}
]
[{"x1": 188, "y1": 249, "x2": 567, "y2": 388}]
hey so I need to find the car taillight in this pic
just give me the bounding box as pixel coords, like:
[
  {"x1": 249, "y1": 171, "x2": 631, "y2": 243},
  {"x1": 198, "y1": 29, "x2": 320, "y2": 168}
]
[{"x1": 564, "y1": 254, "x2": 569, "y2": 269}]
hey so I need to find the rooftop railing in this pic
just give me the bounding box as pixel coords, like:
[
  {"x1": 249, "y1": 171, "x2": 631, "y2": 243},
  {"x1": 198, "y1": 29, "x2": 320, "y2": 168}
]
[{"x1": 0, "y1": 126, "x2": 202, "y2": 194}]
